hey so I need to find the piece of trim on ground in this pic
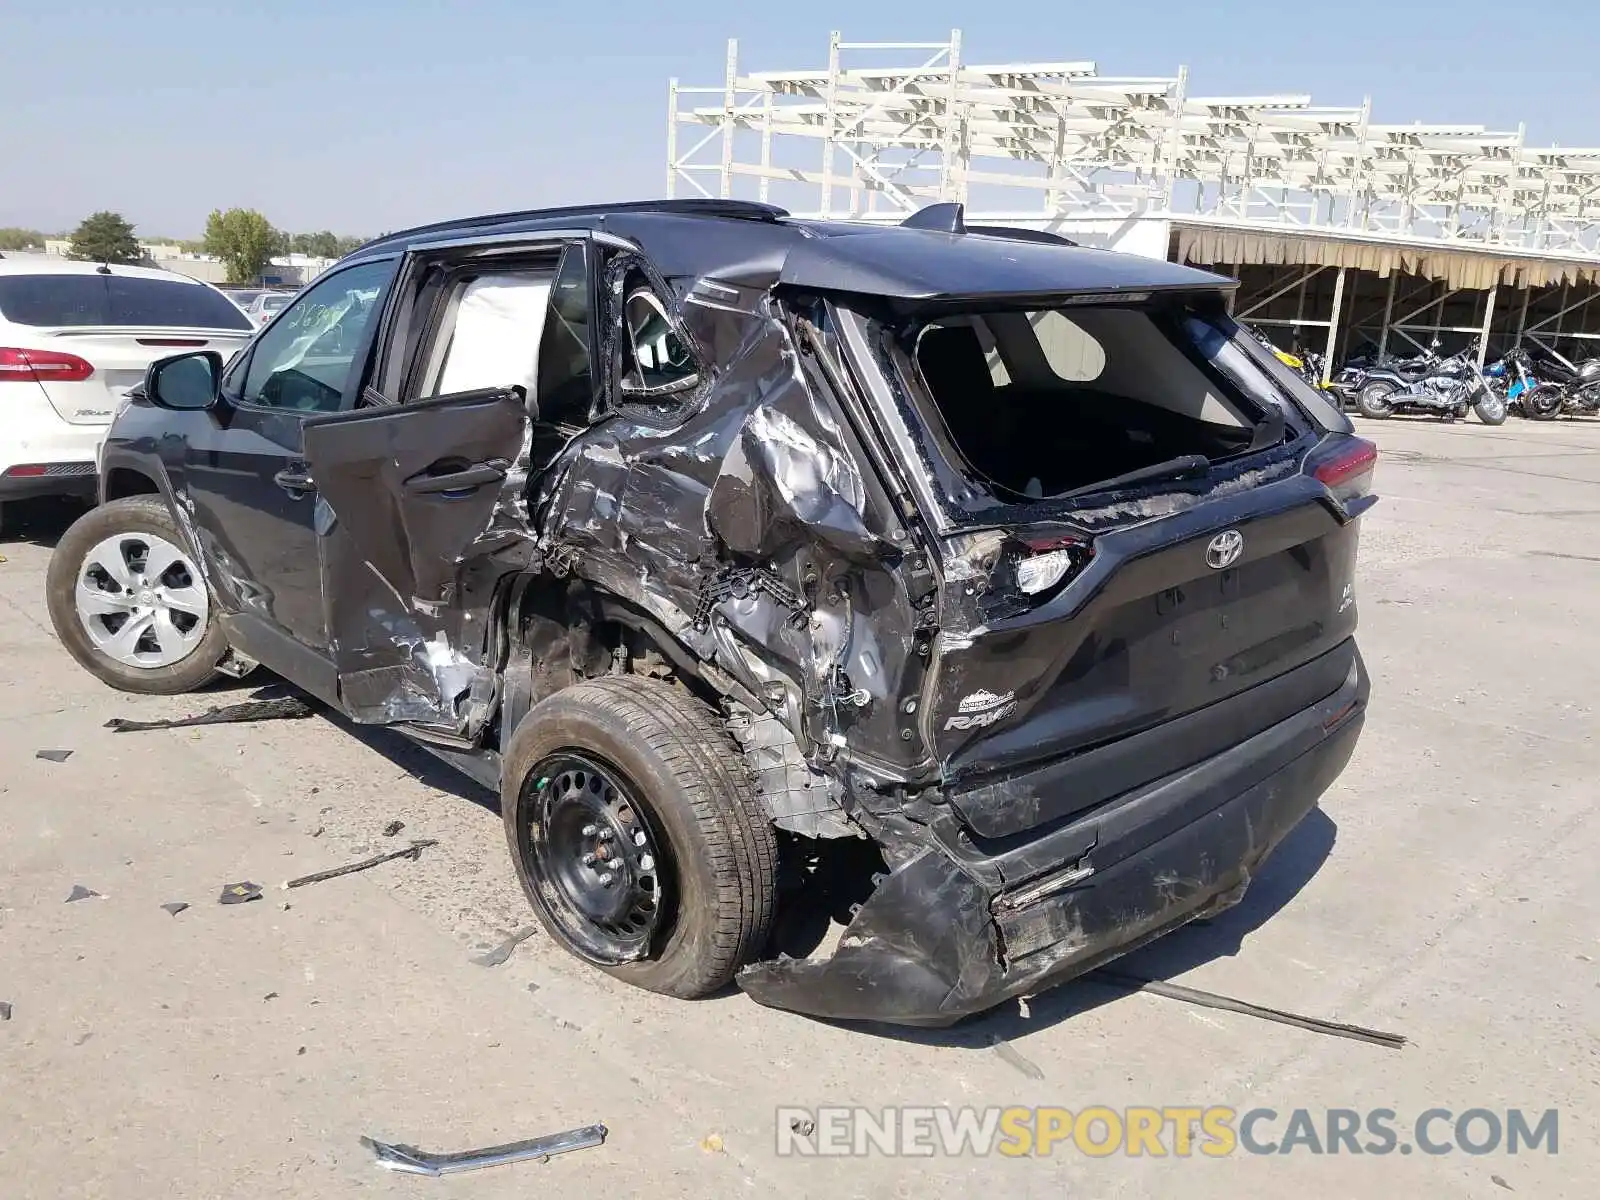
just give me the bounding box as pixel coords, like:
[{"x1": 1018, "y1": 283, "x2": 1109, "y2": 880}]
[
  {"x1": 471, "y1": 925, "x2": 539, "y2": 967},
  {"x1": 104, "y1": 697, "x2": 315, "y2": 733},
  {"x1": 1086, "y1": 969, "x2": 1407, "y2": 1050},
  {"x1": 360, "y1": 1124, "x2": 608, "y2": 1176},
  {"x1": 284, "y1": 840, "x2": 439, "y2": 890}
]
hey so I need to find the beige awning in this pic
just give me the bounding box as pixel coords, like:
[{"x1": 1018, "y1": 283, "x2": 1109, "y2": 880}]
[{"x1": 1176, "y1": 225, "x2": 1600, "y2": 291}]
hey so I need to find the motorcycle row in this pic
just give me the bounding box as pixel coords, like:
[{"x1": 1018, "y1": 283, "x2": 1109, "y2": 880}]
[{"x1": 1252, "y1": 328, "x2": 1600, "y2": 426}]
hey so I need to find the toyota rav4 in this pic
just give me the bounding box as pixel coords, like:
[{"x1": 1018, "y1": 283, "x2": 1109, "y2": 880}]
[{"x1": 46, "y1": 199, "x2": 1375, "y2": 1026}]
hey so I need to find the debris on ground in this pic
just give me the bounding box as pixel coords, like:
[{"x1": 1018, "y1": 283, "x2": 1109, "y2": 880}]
[
  {"x1": 360, "y1": 1124, "x2": 607, "y2": 1177},
  {"x1": 73, "y1": 1031, "x2": 93, "y2": 1046},
  {"x1": 1089, "y1": 970, "x2": 1408, "y2": 1050},
  {"x1": 788, "y1": 1116, "x2": 815, "y2": 1136},
  {"x1": 1492, "y1": 1176, "x2": 1512, "y2": 1191},
  {"x1": 65, "y1": 885, "x2": 101, "y2": 903},
  {"x1": 472, "y1": 926, "x2": 539, "y2": 968},
  {"x1": 0, "y1": 1001, "x2": 12, "y2": 1021},
  {"x1": 160, "y1": 902, "x2": 190, "y2": 917},
  {"x1": 284, "y1": 840, "x2": 438, "y2": 890},
  {"x1": 104, "y1": 697, "x2": 314, "y2": 733},
  {"x1": 219, "y1": 882, "x2": 264, "y2": 905},
  {"x1": 382, "y1": 820, "x2": 406, "y2": 837},
  {"x1": 699, "y1": 1133, "x2": 725, "y2": 1154},
  {"x1": 35, "y1": 749, "x2": 73, "y2": 763},
  {"x1": 988, "y1": 1033, "x2": 1045, "y2": 1080},
  {"x1": 263, "y1": 992, "x2": 279, "y2": 1001}
]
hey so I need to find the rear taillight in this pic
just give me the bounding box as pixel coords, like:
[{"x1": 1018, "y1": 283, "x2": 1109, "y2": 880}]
[
  {"x1": 0, "y1": 346, "x2": 95, "y2": 383},
  {"x1": 1014, "y1": 534, "x2": 1094, "y2": 596},
  {"x1": 1309, "y1": 435, "x2": 1378, "y2": 510}
]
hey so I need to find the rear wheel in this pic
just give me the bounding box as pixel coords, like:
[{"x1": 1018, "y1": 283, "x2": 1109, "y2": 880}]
[
  {"x1": 45, "y1": 496, "x2": 231, "y2": 694},
  {"x1": 501, "y1": 677, "x2": 777, "y2": 999},
  {"x1": 1524, "y1": 390, "x2": 1562, "y2": 421},
  {"x1": 1357, "y1": 382, "x2": 1396, "y2": 419}
]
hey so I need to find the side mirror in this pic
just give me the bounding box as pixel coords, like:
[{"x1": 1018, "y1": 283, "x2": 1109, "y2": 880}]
[{"x1": 146, "y1": 350, "x2": 223, "y2": 412}]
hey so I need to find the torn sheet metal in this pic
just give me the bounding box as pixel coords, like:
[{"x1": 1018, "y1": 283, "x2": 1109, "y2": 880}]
[{"x1": 361, "y1": 1123, "x2": 607, "y2": 1176}]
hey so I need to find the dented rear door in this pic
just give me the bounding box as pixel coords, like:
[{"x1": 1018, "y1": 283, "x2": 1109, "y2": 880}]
[{"x1": 300, "y1": 387, "x2": 528, "y2": 725}]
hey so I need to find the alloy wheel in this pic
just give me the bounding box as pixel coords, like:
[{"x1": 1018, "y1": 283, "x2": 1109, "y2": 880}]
[{"x1": 73, "y1": 532, "x2": 209, "y2": 668}]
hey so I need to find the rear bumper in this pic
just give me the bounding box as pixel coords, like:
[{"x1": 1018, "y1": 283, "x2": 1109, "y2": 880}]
[
  {"x1": 0, "y1": 462, "x2": 98, "y2": 500},
  {"x1": 0, "y1": 392, "x2": 105, "y2": 500},
  {"x1": 737, "y1": 646, "x2": 1368, "y2": 1027}
]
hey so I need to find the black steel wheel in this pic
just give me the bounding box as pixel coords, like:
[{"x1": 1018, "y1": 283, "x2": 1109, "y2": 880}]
[
  {"x1": 501, "y1": 677, "x2": 777, "y2": 999},
  {"x1": 521, "y1": 752, "x2": 672, "y2": 964}
]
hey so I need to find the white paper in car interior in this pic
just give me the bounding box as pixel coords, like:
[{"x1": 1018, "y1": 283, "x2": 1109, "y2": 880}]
[{"x1": 436, "y1": 276, "x2": 551, "y2": 397}]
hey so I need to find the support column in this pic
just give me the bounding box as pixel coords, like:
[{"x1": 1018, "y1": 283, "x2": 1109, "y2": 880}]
[
  {"x1": 1478, "y1": 283, "x2": 1499, "y2": 369},
  {"x1": 1323, "y1": 267, "x2": 1347, "y2": 385},
  {"x1": 665, "y1": 78, "x2": 679, "y2": 198},
  {"x1": 719, "y1": 39, "x2": 738, "y2": 200},
  {"x1": 757, "y1": 91, "x2": 773, "y2": 204},
  {"x1": 1378, "y1": 272, "x2": 1399, "y2": 358},
  {"x1": 1514, "y1": 284, "x2": 1532, "y2": 348},
  {"x1": 820, "y1": 31, "x2": 842, "y2": 216}
]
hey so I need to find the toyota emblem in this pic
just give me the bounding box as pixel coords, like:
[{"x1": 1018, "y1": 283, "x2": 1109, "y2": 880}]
[{"x1": 1205, "y1": 530, "x2": 1244, "y2": 570}]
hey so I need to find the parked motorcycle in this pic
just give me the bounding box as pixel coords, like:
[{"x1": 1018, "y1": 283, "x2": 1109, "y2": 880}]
[
  {"x1": 1483, "y1": 347, "x2": 1553, "y2": 419},
  {"x1": 1515, "y1": 344, "x2": 1600, "y2": 419},
  {"x1": 1353, "y1": 339, "x2": 1506, "y2": 425}
]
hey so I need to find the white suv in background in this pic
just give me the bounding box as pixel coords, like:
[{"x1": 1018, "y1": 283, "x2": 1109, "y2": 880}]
[{"x1": 0, "y1": 258, "x2": 255, "y2": 529}]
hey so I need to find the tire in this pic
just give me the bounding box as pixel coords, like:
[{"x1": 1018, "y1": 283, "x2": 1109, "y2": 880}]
[
  {"x1": 45, "y1": 495, "x2": 231, "y2": 694},
  {"x1": 1357, "y1": 382, "x2": 1396, "y2": 419},
  {"x1": 1473, "y1": 392, "x2": 1508, "y2": 426},
  {"x1": 1524, "y1": 392, "x2": 1561, "y2": 421},
  {"x1": 501, "y1": 676, "x2": 778, "y2": 999}
]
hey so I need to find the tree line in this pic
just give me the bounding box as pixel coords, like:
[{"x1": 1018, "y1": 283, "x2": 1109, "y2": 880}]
[{"x1": 2, "y1": 211, "x2": 370, "y2": 283}]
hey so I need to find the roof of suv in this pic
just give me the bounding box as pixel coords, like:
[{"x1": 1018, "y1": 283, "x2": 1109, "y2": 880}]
[{"x1": 348, "y1": 199, "x2": 1229, "y2": 303}]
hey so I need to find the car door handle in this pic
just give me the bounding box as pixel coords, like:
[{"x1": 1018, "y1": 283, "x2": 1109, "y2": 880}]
[
  {"x1": 274, "y1": 467, "x2": 316, "y2": 496},
  {"x1": 403, "y1": 460, "x2": 509, "y2": 496}
]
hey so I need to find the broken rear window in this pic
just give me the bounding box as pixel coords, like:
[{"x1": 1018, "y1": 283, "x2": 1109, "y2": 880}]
[{"x1": 882, "y1": 303, "x2": 1294, "y2": 511}]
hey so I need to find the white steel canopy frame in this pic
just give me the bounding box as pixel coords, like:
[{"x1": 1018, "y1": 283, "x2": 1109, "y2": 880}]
[{"x1": 668, "y1": 31, "x2": 1600, "y2": 260}]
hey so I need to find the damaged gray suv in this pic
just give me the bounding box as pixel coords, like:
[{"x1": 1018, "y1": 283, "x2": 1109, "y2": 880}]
[{"x1": 46, "y1": 199, "x2": 1375, "y2": 1026}]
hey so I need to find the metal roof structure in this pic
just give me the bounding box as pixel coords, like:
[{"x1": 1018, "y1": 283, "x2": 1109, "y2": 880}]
[{"x1": 667, "y1": 31, "x2": 1600, "y2": 283}]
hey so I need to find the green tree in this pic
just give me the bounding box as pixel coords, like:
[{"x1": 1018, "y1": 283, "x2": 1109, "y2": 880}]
[
  {"x1": 0, "y1": 227, "x2": 46, "y2": 251},
  {"x1": 67, "y1": 211, "x2": 142, "y2": 264},
  {"x1": 290, "y1": 230, "x2": 340, "y2": 258},
  {"x1": 203, "y1": 208, "x2": 283, "y2": 284}
]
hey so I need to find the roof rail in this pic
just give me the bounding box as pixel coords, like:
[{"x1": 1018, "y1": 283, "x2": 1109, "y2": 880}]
[
  {"x1": 967, "y1": 224, "x2": 1080, "y2": 247},
  {"x1": 355, "y1": 198, "x2": 790, "y2": 255}
]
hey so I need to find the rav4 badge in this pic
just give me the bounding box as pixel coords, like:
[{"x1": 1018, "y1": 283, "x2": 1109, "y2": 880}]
[{"x1": 945, "y1": 689, "x2": 1018, "y2": 731}]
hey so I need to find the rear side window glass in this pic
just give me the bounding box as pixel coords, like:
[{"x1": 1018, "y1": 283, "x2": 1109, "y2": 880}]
[{"x1": 0, "y1": 274, "x2": 252, "y2": 330}]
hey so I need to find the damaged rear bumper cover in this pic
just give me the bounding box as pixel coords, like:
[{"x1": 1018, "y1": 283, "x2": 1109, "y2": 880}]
[{"x1": 736, "y1": 651, "x2": 1369, "y2": 1027}]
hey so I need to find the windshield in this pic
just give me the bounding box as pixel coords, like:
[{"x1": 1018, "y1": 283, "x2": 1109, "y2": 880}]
[{"x1": 0, "y1": 274, "x2": 253, "y2": 330}]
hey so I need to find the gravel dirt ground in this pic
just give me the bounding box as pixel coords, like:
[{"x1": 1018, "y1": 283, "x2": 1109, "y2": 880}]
[{"x1": 1, "y1": 415, "x2": 1597, "y2": 1198}]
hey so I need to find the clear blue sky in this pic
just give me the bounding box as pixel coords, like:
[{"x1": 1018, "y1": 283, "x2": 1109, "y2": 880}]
[{"x1": 7, "y1": 0, "x2": 1598, "y2": 238}]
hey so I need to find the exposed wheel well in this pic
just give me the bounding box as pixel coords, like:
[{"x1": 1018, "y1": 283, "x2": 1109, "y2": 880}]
[{"x1": 103, "y1": 468, "x2": 160, "y2": 502}]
